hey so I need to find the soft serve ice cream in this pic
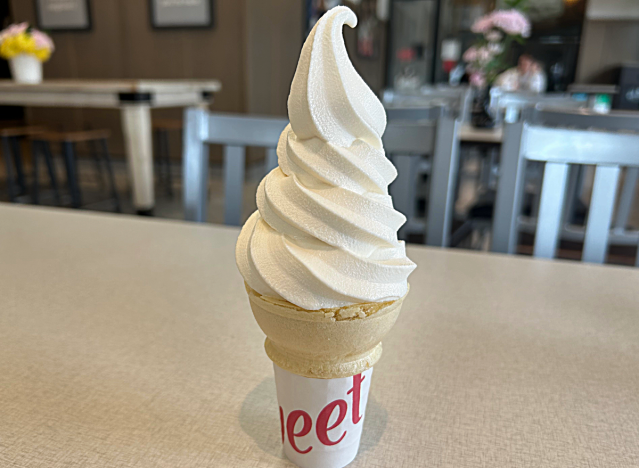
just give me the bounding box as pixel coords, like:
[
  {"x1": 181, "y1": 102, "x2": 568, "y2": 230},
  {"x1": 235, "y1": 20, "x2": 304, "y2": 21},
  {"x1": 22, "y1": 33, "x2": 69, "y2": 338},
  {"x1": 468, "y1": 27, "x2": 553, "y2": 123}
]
[
  {"x1": 236, "y1": 7, "x2": 416, "y2": 467},
  {"x1": 236, "y1": 6, "x2": 415, "y2": 310}
]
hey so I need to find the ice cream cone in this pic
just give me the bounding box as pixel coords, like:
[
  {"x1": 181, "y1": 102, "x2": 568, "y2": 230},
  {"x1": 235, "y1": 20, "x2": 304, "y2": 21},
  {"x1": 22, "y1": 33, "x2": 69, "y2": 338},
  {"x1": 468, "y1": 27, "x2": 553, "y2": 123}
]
[
  {"x1": 245, "y1": 283, "x2": 406, "y2": 379},
  {"x1": 236, "y1": 6, "x2": 415, "y2": 466}
]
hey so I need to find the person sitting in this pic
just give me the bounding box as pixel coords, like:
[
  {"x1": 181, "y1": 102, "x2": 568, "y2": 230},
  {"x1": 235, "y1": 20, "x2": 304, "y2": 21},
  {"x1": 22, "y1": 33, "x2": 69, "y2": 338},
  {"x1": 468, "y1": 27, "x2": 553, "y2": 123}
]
[{"x1": 495, "y1": 54, "x2": 547, "y2": 93}]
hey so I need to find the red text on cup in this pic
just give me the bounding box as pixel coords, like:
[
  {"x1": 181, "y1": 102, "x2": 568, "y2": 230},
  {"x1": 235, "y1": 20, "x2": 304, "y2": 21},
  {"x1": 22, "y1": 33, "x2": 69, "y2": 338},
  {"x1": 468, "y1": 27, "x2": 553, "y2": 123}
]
[{"x1": 281, "y1": 372, "x2": 365, "y2": 454}]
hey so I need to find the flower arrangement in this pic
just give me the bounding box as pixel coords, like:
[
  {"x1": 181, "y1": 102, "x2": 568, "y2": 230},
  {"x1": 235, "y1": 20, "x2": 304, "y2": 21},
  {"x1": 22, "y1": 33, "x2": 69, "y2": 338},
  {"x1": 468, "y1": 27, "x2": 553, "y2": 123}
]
[
  {"x1": 0, "y1": 23, "x2": 54, "y2": 62},
  {"x1": 463, "y1": 9, "x2": 530, "y2": 88}
]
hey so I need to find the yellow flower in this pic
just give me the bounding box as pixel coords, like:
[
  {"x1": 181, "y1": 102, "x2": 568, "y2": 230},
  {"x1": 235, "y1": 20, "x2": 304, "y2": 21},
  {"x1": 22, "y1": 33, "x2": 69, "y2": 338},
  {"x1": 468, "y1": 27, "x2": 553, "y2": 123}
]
[
  {"x1": 34, "y1": 48, "x2": 50, "y2": 61},
  {"x1": 0, "y1": 31, "x2": 51, "y2": 62}
]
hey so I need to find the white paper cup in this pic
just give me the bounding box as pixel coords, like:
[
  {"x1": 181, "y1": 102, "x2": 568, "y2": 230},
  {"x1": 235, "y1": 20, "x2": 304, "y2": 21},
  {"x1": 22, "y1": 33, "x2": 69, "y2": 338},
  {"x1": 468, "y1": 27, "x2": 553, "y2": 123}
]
[{"x1": 274, "y1": 364, "x2": 373, "y2": 468}]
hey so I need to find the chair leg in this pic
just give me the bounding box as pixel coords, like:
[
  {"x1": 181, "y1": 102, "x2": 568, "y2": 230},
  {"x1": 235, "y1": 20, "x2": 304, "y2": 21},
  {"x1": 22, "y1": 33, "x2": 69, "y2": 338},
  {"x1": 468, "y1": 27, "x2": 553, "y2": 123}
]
[
  {"x1": 100, "y1": 138, "x2": 121, "y2": 213},
  {"x1": 62, "y1": 140, "x2": 82, "y2": 208},
  {"x1": 2, "y1": 136, "x2": 16, "y2": 202},
  {"x1": 31, "y1": 140, "x2": 41, "y2": 204},
  {"x1": 41, "y1": 140, "x2": 61, "y2": 206}
]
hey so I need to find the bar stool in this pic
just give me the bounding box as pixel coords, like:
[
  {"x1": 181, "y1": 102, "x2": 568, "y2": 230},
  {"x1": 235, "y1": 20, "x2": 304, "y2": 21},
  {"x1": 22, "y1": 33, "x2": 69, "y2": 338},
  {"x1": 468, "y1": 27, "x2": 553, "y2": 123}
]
[
  {"x1": 153, "y1": 119, "x2": 182, "y2": 197},
  {"x1": 31, "y1": 129, "x2": 121, "y2": 212},
  {"x1": 0, "y1": 126, "x2": 47, "y2": 202}
]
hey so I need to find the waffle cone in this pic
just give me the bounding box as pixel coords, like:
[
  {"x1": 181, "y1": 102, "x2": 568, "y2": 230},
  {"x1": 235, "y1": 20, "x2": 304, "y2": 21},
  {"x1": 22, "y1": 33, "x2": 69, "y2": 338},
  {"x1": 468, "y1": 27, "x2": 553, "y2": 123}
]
[{"x1": 245, "y1": 284, "x2": 405, "y2": 379}]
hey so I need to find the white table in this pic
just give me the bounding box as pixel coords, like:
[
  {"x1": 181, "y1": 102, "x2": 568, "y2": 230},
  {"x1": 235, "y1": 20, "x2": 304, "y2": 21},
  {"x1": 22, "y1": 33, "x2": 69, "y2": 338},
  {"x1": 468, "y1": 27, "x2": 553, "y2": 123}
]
[
  {"x1": 1, "y1": 204, "x2": 638, "y2": 467},
  {"x1": 0, "y1": 79, "x2": 221, "y2": 214}
]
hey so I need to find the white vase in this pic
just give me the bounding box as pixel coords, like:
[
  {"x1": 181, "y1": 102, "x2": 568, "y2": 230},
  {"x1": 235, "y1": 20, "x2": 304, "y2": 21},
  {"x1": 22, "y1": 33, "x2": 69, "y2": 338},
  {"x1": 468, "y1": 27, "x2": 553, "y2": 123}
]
[{"x1": 9, "y1": 54, "x2": 42, "y2": 84}]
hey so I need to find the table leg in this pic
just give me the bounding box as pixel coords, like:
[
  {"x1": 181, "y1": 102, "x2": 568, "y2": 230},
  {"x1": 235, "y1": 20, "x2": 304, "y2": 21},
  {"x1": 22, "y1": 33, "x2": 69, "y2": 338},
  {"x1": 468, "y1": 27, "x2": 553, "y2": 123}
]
[{"x1": 120, "y1": 105, "x2": 154, "y2": 215}]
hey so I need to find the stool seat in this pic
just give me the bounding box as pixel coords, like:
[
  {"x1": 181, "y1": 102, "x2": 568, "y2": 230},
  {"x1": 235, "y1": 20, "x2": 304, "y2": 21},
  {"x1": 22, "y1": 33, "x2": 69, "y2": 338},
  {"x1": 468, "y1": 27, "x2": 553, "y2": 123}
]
[
  {"x1": 35, "y1": 129, "x2": 111, "y2": 143},
  {"x1": 0, "y1": 126, "x2": 47, "y2": 138},
  {"x1": 152, "y1": 119, "x2": 183, "y2": 131}
]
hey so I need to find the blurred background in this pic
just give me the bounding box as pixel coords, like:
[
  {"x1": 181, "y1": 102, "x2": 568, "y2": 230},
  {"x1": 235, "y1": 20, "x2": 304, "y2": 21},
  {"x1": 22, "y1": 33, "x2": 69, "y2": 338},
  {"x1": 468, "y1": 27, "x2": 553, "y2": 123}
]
[{"x1": 0, "y1": 0, "x2": 638, "y2": 266}]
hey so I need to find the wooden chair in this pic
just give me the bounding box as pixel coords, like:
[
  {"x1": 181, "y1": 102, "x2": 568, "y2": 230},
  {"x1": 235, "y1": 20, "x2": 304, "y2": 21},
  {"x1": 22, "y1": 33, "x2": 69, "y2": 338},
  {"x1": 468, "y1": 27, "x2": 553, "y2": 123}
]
[
  {"x1": 182, "y1": 110, "x2": 287, "y2": 225},
  {"x1": 32, "y1": 129, "x2": 121, "y2": 212},
  {"x1": 492, "y1": 109, "x2": 639, "y2": 265}
]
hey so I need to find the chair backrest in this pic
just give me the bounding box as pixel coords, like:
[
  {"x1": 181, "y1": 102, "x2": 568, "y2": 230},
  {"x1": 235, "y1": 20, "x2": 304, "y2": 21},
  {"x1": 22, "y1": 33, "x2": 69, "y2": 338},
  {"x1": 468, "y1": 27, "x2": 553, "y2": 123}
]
[
  {"x1": 182, "y1": 109, "x2": 287, "y2": 225},
  {"x1": 492, "y1": 109, "x2": 639, "y2": 265},
  {"x1": 183, "y1": 108, "x2": 461, "y2": 247},
  {"x1": 490, "y1": 90, "x2": 586, "y2": 123},
  {"x1": 383, "y1": 108, "x2": 461, "y2": 246},
  {"x1": 383, "y1": 86, "x2": 473, "y2": 122},
  {"x1": 490, "y1": 90, "x2": 584, "y2": 112}
]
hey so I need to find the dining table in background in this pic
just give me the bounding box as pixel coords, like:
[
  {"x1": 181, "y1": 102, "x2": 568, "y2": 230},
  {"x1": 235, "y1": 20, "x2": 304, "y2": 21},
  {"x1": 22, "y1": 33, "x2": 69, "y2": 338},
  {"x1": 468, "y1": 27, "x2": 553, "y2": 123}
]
[
  {"x1": 0, "y1": 79, "x2": 221, "y2": 214},
  {"x1": 0, "y1": 203, "x2": 637, "y2": 467},
  {"x1": 458, "y1": 123, "x2": 503, "y2": 143}
]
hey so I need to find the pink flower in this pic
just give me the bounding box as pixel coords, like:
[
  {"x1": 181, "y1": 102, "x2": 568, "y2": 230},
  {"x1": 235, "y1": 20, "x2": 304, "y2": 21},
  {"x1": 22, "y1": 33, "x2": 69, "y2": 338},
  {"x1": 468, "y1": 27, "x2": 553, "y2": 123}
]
[
  {"x1": 470, "y1": 9, "x2": 531, "y2": 38},
  {"x1": 471, "y1": 14, "x2": 493, "y2": 34},
  {"x1": 490, "y1": 10, "x2": 531, "y2": 37},
  {"x1": 463, "y1": 46, "x2": 478, "y2": 62},
  {"x1": 487, "y1": 42, "x2": 503, "y2": 54},
  {"x1": 485, "y1": 30, "x2": 502, "y2": 42},
  {"x1": 475, "y1": 46, "x2": 494, "y2": 64},
  {"x1": 470, "y1": 72, "x2": 486, "y2": 88},
  {"x1": 464, "y1": 45, "x2": 498, "y2": 66},
  {"x1": 0, "y1": 22, "x2": 28, "y2": 41},
  {"x1": 31, "y1": 30, "x2": 54, "y2": 51}
]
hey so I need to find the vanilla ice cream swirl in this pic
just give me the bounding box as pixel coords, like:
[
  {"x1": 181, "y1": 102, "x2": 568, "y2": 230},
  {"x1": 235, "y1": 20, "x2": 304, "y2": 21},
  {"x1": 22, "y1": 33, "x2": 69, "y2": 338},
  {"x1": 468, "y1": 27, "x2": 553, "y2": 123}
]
[{"x1": 236, "y1": 6, "x2": 415, "y2": 310}]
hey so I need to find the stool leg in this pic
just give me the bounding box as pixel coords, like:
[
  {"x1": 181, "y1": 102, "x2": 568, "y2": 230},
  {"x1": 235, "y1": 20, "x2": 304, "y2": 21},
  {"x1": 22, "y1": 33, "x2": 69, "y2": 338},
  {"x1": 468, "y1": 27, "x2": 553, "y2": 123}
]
[
  {"x1": 154, "y1": 129, "x2": 164, "y2": 189},
  {"x1": 10, "y1": 136, "x2": 26, "y2": 195},
  {"x1": 2, "y1": 136, "x2": 16, "y2": 202},
  {"x1": 62, "y1": 140, "x2": 82, "y2": 208},
  {"x1": 100, "y1": 138, "x2": 121, "y2": 213},
  {"x1": 31, "y1": 140, "x2": 40, "y2": 204},
  {"x1": 161, "y1": 129, "x2": 173, "y2": 197},
  {"x1": 41, "y1": 141, "x2": 61, "y2": 206},
  {"x1": 90, "y1": 139, "x2": 106, "y2": 192}
]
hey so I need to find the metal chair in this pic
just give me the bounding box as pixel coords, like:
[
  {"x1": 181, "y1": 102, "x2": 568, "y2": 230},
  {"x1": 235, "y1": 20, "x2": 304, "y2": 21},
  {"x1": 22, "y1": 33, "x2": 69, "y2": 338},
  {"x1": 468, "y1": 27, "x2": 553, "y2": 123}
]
[
  {"x1": 489, "y1": 90, "x2": 586, "y2": 124},
  {"x1": 383, "y1": 85, "x2": 473, "y2": 123},
  {"x1": 182, "y1": 109, "x2": 288, "y2": 225},
  {"x1": 383, "y1": 106, "x2": 461, "y2": 246},
  {"x1": 182, "y1": 107, "x2": 461, "y2": 248},
  {"x1": 492, "y1": 108, "x2": 639, "y2": 265}
]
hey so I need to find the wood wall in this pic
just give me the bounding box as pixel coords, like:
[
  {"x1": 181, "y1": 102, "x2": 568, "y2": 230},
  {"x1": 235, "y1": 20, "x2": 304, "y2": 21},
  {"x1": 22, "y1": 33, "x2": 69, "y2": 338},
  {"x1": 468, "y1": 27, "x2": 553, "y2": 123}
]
[
  {"x1": 8, "y1": 1, "x2": 388, "y2": 158},
  {"x1": 8, "y1": 0, "x2": 301, "y2": 157}
]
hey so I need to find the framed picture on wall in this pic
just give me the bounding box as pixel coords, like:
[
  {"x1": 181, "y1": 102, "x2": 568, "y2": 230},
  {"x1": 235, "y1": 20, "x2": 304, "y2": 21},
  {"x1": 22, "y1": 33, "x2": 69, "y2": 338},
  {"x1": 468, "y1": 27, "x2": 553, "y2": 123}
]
[
  {"x1": 149, "y1": 0, "x2": 214, "y2": 29},
  {"x1": 35, "y1": 0, "x2": 92, "y2": 31}
]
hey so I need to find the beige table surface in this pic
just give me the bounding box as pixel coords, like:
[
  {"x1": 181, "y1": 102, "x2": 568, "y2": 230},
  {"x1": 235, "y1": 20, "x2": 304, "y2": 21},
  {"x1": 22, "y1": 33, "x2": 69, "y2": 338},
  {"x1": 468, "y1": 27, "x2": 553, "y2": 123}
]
[{"x1": 1, "y1": 203, "x2": 638, "y2": 468}]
